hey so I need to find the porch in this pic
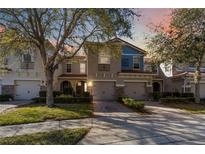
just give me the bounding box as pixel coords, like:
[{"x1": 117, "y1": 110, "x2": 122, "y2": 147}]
[{"x1": 57, "y1": 74, "x2": 89, "y2": 96}]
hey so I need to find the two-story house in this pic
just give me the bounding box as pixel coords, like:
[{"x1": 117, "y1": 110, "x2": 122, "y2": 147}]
[
  {"x1": 0, "y1": 38, "x2": 162, "y2": 101},
  {"x1": 86, "y1": 38, "x2": 162, "y2": 100}
]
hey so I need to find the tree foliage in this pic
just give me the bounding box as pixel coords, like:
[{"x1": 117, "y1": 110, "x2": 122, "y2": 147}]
[
  {"x1": 0, "y1": 8, "x2": 138, "y2": 106},
  {"x1": 147, "y1": 9, "x2": 205, "y2": 103}
]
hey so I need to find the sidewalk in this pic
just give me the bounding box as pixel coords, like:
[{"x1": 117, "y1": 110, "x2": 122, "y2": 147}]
[{"x1": 0, "y1": 118, "x2": 92, "y2": 138}]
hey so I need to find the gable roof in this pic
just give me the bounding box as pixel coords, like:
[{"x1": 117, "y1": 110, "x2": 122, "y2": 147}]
[{"x1": 109, "y1": 37, "x2": 146, "y2": 54}]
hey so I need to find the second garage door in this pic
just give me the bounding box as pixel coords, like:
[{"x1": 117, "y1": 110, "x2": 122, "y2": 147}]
[
  {"x1": 15, "y1": 80, "x2": 40, "y2": 100},
  {"x1": 92, "y1": 81, "x2": 115, "y2": 101},
  {"x1": 124, "y1": 82, "x2": 146, "y2": 100}
]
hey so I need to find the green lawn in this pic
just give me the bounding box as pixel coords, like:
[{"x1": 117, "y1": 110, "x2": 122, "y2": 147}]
[
  {"x1": 0, "y1": 128, "x2": 89, "y2": 145},
  {"x1": 0, "y1": 103, "x2": 93, "y2": 126},
  {"x1": 161, "y1": 102, "x2": 205, "y2": 114}
]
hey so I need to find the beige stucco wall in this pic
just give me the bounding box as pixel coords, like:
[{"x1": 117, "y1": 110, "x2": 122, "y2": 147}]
[
  {"x1": 61, "y1": 59, "x2": 87, "y2": 75},
  {"x1": 0, "y1": 50, "x2": 45, "y2": 86},
  {"x1": 87, "y1": 50, "x2": 121, "y2": 81}
]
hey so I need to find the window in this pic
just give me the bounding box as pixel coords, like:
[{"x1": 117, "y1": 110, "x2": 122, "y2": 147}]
[
  {"x1": 21, "y1": 54, "x2": 34, "y2": 69},
  {"x1": 80, "y1": 63, "x2": 86, "y2": 74},
  {"x1": 98, "y1": 53, "x2": 111, "y2": 64},
  {"x1": 121, "y1": 58, "x2": 129, "y2": 67},
  {"x1": 98, "y1": 52, "x2": 111, "y2": 71},
  {"x1": 133, "y1": 56, "x2": 140, "y2": 69},
  {"x1": 3, "y1": 58, "x2": 8, "y2": 65},
  {"x1": 23, "y1": 54, "x2": 32, "y2": 63},
  {"x1": 98, "y1": 64, "x2": 110, "y2": 71},
  {"x1": 67, "y1": 63, "x2": 71, "y2": 73}
]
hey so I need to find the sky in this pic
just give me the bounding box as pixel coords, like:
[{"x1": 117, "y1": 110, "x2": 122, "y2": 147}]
[{"x1": 124, "y1": 8, "x2": 172, "y2": 50}]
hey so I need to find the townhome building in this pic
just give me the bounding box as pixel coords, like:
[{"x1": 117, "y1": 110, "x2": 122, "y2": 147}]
[
  {"x1": 160, "y1": 63, "x2": 205, "y2": 98},
  {"x1": 0, "y1": 38, "x2": 162, "y2": 101}
]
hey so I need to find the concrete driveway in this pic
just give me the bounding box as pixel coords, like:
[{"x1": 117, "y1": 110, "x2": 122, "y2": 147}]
[
  {"x1": 0, "y1": 101, "x2": 31, "y2": 113},
  {"x1": 79, "y1": 101, "x2": 205, "y2": 145}
]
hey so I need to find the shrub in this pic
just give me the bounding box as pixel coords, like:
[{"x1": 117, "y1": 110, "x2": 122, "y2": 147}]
[
  {"x1": 32, "y1": 95, "x2": 93, "y2": 104},
  {"x1": 32, "y1": 97, "x2": 46, "y2": 103},
  {"x1": 151, "y1": 92, "x2": 195, "y2": 101},
  {"x1": 0, "y1": 94, "x2": 13, "y2": 102},
  {"x1": 118, "y1": 96, "x2": 129, "y2": 103},
  {"x1": 82, "y1": 92, "x2": 90, "y2": 97},
  {"x1": 181, "y1": 93, "x2": 194, "y2": 97},
  {"x1": 172, "y1": 92, "x2": 181, "y2": 97},
  {"x1": 151, "y1": 92, "x2": 161, "y2": 101},
  {"x1": 160, "y1": 97, "x2": 195, "y2": 103},
  {"x1": 122, "y1": 97, "x2": 145, "y2": 111},
  {"x1": 57, "y1": 94, "x2": 73, "y2": 98},
  {"x1": 39, "y1": 91, "x2": 63, "y2": 98},
  {"x1": 161, "y1": 92, "x2": 173, "y2": 98},
  {"x1": 63, "y1": 87, "x2": 74, "y2": 95}
]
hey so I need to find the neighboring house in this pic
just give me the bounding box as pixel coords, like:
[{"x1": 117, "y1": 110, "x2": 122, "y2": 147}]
[
  {"x1": 0, "y1": 38, "x2": 162, "y2": 101},
  {"x1": 160, "y1": 63, "x2": 205, "y2": 98}
]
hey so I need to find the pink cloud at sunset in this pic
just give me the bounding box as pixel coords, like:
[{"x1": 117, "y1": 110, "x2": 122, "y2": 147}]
[{"x1": 125, "y1": 8, "x2": 172, "y2": 50}]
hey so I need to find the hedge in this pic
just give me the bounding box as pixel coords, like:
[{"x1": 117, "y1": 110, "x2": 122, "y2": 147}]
[
  {"x1": 160, "y1": 97, "x2": 195, "y2": 103},
  {"x1": 121, "y1": 97, "x2": 145, "y2": 111},
  {"x1": 0, "y1": 94, "x2": 13, "y2": 102},
  {"x1": 151, "y1": 92, "x2": 194, "y2": 101},
  {"x1": 39, "y1": 91, "x2": 63, "y2": 98},
  {"x1": 32, "y1": 96, "x2": 93, "y2": 104}
]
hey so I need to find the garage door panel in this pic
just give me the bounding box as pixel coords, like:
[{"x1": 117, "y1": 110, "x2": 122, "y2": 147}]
[
  {"x1": 93, "y1": 82, "x2": 115, "y2": 101},
  {"x1": 124, "y1": 82, "x2": 146, "y2": 100},
  {"x1": 15, "y1": 80, "x2": 40, "y2": 100},
  {"x1": 200, "y1": 84, "x2": 205, "y2": 98}
]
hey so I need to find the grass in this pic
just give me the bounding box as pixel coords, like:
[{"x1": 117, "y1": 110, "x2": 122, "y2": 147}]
[
  {"x1": 0, "y1": 128, "x2": 89, "y2": 145},
  {"x1": 161, "y1": 102, "x2": 205, "y2": 114},
  {"x1": 0, "y1": 103, "x2": 93, "y2": 126}
]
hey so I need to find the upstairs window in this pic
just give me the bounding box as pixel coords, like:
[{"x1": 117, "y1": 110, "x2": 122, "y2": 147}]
[
  {"x1": 3, "y1": 58, "x2": 8, "y2": 65},
  {"x1": 98, "y1": 52, "x2": 111, "y2": 71},
  {"x1": 133, "y1": 56, "x2": 140, "y2": 69},
  {"x1": 98, "y1": 64, "x2": 110, "y2": 71},
  {"x1": 21, "y1": 53, "x2": 34, "y2": 69},
  {"x1": 23, "y1": 54, "x2": 32, "y2": 63},
  {"x1": 98, "y1": 53, "x2": 111, "y2": 64},
  {"x1": 67, "y1": 63, "x2": 71, "y2": 73},
  {"x1": 121, "y1": 58, "x2": 129, "y2": 67},
  {"x1": 80, "y1": 63, "x2": 86, "y2": 74}
]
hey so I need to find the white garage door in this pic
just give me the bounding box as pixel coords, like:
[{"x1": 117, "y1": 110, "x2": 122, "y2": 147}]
[
  {"x1": 124, "y1": 82, "x2": 146, "y2": 100},
  {"x1": 92, "y1": 82, "x2": 115, "y2": 101},
  {"x1": 15, "y1": 80, "x2": 40, "y2": 100}
]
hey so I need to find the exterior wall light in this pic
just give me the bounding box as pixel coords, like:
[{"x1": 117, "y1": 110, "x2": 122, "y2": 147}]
[{"x1": 88, "y1": 81, "x2": 93, "y2": 87}]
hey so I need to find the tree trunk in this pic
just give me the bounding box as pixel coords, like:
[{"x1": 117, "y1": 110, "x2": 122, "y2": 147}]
[
  {"x1": 194, "y1": 64, "x2": 201, "y2": 103},
  {"x1": 46, "y1": 68, "x2": 54, "y2": 107}
]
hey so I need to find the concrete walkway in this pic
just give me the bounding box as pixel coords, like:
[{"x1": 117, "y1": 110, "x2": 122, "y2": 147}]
[
  {"x1": 0, "y1": 118, "x2": 92, "y2": 138},
  {"x1": 79, "y1": 101, "x2": 205, "y2": 145}
]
